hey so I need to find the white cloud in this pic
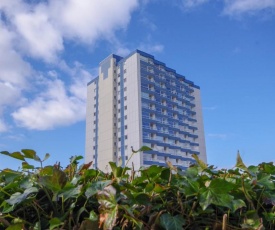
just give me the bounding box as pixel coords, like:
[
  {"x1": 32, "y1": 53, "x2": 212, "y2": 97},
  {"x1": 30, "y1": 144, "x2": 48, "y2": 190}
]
[
  {"x1": 139, "y1": 43, "x2": 164, "y2": 54},
  {"x1": 223, "y1": 0, "x2": 275, "y2": 16},
  {"x1": 0, "y1": 0, "x2": 139, "y2": 131},
  {"x1": 14, "y1": 6, "x2": 63, "y2": 62},
  {"x1": 181, "y1": 0, "x2": 209, "y2": 9},
  {"x1": 0, "y1": 22, "x2": 32, "y2": 87},
  {"x1": 49, "y1": 0, "x2": 138, "y2": 44},
  {"x1": 12, "y1": 64, "x2": 95, "y2": 130},
  {"x1": 0, "y1": 119, "x2": 8, "y2": 132}
]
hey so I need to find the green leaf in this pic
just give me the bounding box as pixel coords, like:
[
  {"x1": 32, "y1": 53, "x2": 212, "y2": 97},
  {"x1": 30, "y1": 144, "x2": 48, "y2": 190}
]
[
  {"x1": 6, "y1": 223, "x2": 24, "y2": 230},
  {"x1": 22, "y1": 161, "x2": 35, "y2": 170},
  {"x1": 134, "y1": 193, "x2": 150, "y2": 205},
  {"x1": 183, "y1": 178, "x2": 200, "y2": 197},
  {"x1": 230, "y1": 199, "x2": 246, "y2": 212},
  {"x1": 89, "y1": 210, "x2": 98, "y2": 221},
  {"x1": 49, "y1": 217, "x2": 63, "y2": 230},
  {"x1": 42, "y1": 153, "x2": 50, "y2": 162},
  {"x1": 2, "y1": 151, "x2": 25, "y2": 161},
  {"x1": 257, "y1": 174, "x2": 275, "y2": 190},
  {"x1": 85, "y1": 180, "x2": 111, "y2": 198},
  {"x1": 70, "y1": 155, "x2": 83, "y2": 164},
  {"x1": 154, "y1": 184, "x2": 165, "y2": 193},
  {"x1": 6, "y1": 187, "x2": 38, "y2": 205},
  {"x1": 137, "y1": 146, "x2": 152, "y2": 152},
  {"x1": 21, "y1": 149, "x2": 40, "y2": 161},
  {"x1": 109, "y1": 162, "x2": 123, "y2": 178},
  {"x1": 38, "y1": 167, "x2": 67, "y2": 192},
  {"x1": 160, "y1": 213, "x2": 185, "y2": 230},
  {"x1": 2, "y1": 169, "x2": 21, "y2": 183},
  {"x1": 199, "y1": 178, "x2": 235, "y2": 210},
  {"x1": 1, "y1": 151, "x2": 24, "y2": 161},
  {"x1": 59, "y1": 186, "x2": 81, "y2": 201}
]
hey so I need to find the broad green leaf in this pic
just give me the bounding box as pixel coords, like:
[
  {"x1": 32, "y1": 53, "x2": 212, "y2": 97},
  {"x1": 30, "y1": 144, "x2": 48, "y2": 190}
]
[
  {"x1": 49, "y1": 217, "x2": 63, "y2": 230},
  {"x1": 70, "y1": 155, "x2": 84, "y2": 164},
  {"x1": 145, "y1": 183, "x2": 154, "y2": 193},
  {"x1": 0, "y1": 200, "x2": 15, "y2": 213},
  {"x1": 38, "y1": 167, "x2": 67, "y2": 192},
  {"x1": 199, "y1": 188, "x2": 234, "y2": 210},
  {"x1": 10, "y1": 151, "x2": 25, "y2": 161},
  {"x1": 230, "y1": 199, "x2": 246, "y2": 212},
  {"x1": 160, "y1": 213, "x2": 185, "y2": 230},
  {"x1": 85, "y1": 180, "x2": 111, "y2": 198},
  {"x1": 184, "y1": 166, "x2": 199, "y2": 179},
  {"x1": 22, "y1": 161, "x2": 35, "y2": 170},
  {"x1": 144, "y1": 165, "x2": 163, "y2": 178},
  {"x1": 263, "y1": 212, "x2": 275, "y2": 221},
  {"x1": 59, "y1": 186, "x2": 81, "y2": 201},
  {"x1": 183, "y1": 178, "x2": 200, "y2": 197},
  {"x1": 199, "y1": 179, "x2": 235, "y2": 210},
  {"x1": 2, "y1": 169, "x2": 21, "y2": 183},
  {"x1": 6, "y1": 223, "x2": 24, "y2": 230},
  {"x1": 134, "y1": 146, "x2": 152, "y2": 153},
  {"x1": 257, "y1": 174, "x2": 275, "y2": 190},
  {"x1": 134, "y1": 193, "x2": 150, "y2": 205},
  {"x1": 109, "y1": 162, "x2": 123, "y2": 178},
  {"x1": 154, "y1": 184, "x2": 165, "y2": 193},
  {"x1": 6, "y1": 187, "x2": 38, "y2": 205},
  {"x1": 89, "y1": 210, "x2": 98, "y2": 221},
  {"x1": 1, "y1": 151, "x2": 25, "y2": 161},
  {"x1": 21, "y1": 149, "x2": 39, "y2": 161}
]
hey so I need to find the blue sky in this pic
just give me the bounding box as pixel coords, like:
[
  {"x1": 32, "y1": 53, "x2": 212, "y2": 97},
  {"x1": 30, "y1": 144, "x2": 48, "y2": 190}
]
[{"x1": 0, "y1": 0, "x2": 275, "y2": 169}]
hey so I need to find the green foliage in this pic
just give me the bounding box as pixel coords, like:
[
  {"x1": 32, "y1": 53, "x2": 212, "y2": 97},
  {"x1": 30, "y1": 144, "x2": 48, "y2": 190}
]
[{"x1": 0, "y1": 149, "x2": 275, "y2": 229}]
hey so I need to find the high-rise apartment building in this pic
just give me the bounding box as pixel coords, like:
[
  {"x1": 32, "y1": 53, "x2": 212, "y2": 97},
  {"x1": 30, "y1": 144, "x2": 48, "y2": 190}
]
[{"x1": 85, "y1": 50, "x2": 207, "y2": 171}]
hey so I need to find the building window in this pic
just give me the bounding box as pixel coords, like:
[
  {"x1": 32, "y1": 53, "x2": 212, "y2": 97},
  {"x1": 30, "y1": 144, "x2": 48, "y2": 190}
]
[
  {"x1": 93, "y1": 146, "x2": 95, "y2": 150},
  {"x1": 125, "y1": 115, "x2": 127, "y2": 120},
  {"x1": 124, "y1": 69, "x2": 127, "y2": 73},
  {"x1": 125, "y1": 156, "x2": 128, "y2": 160},
  {"x1": 124, "y1": 87, "x2": 127, "y2": 91},
  {"x1": 125, "y1": 125, "x2": 128, "y2": 129},
  {"x1": 124, "y1": 78, "x2": 126, "y2": 82},
  {"x1": 124, "y1": 96, "x2": 127, "y2": 100},
  {"x1": 118, "y1": 138, "x2": 121, "y2": 141},
  {"x1": 125, "y1": 135, "x2": 128, "y2": 139},
  {"x1": 124, "y1": 106, "x2": 127, "y2": 110}
]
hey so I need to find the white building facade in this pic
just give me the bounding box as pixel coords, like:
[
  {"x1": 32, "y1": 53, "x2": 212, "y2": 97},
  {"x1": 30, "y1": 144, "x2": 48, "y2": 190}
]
[{"x1": 85, "y1": 50, "x2": 207, "y2": 171}]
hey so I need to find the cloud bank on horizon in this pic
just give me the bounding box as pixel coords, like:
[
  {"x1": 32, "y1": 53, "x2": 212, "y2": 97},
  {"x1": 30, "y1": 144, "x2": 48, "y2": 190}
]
[{"x1": 0, "y1": 0, "x2": 274, "y2": 132}]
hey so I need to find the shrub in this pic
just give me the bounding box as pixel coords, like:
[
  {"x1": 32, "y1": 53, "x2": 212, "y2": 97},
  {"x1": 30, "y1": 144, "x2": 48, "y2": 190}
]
[{"x1": 0, "y1": 148, "x2": 274, "y2": 229}]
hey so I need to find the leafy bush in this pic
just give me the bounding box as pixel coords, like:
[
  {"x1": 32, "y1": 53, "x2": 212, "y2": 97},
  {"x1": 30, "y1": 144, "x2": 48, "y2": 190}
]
[{"x1": 0, "y1": 148, "x2": 275, "y2": 230}]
